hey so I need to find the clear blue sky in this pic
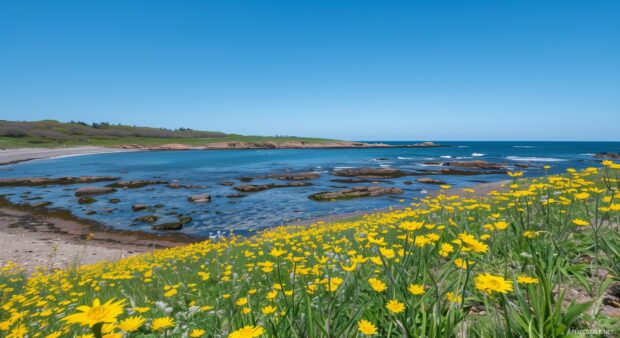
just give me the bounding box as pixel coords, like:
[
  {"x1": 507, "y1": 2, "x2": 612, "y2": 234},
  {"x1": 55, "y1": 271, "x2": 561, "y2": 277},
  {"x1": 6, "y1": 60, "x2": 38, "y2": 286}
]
[{"x1": 1, "y1": 1, "x2": 618, "y2": 141}]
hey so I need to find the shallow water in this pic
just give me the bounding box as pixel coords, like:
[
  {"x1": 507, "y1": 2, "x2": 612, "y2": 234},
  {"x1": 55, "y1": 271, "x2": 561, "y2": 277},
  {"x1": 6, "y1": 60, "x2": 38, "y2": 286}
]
[{"x1": 1, "y1": 141, "x2": 618, "y2": 237}]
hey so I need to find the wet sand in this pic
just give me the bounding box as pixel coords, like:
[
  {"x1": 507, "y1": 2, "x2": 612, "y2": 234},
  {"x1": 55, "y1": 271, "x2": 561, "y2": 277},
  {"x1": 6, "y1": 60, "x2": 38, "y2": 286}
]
[{"x1": 0, "y1": 146, "x2": 135, "y2": 165}]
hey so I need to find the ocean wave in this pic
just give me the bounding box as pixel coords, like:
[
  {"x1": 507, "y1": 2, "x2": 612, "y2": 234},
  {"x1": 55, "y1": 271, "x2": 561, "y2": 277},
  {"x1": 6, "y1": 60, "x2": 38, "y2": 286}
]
[
  {"x1": 397, "y1": 156, "x2": 413, "y2": 160},
  {"x1": 457, "y1": 146, "x2": 470, "y2": 148},
  {"x1": 334, "y1": 166, "x2": 355, "y2": 169},
  {"x1": 471, "y1": 153, "x2": 485, "y2": 157},
  {"x1": 456, "y1": 156, "x2": 473, "y2": 159},
  {"x1": 506, "y1": 156, "x2": 567, "y2": 162},
  {"x1": 579, "y1": 153, "x2": 595, "y2": 156},
  {"x1": 440, "y1": 155, "x2": 452, "y2": 159},
  {"x1": 513, "y1": 146, "x2": 537, "y2": 148},
  {"x1": 379, "y1": 164, "x2": 392, "y2": 167},
  {"x1": 416, "y1": 163, "x2": 442, "y2": 167}
]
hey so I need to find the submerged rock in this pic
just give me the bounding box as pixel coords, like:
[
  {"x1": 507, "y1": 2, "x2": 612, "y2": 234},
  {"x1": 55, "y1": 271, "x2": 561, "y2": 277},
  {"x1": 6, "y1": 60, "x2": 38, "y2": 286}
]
[
  {"x1": 332, "y1": 167, "x2": 408, "y2": 178},
  {"x1": 268, "y1": 172, "x2": 320, "y2": 180},
  {"x1": 234, "y1": 182, "x2": 311, "y2": 192},
  {"x1": 107, "y1": 180, "x2": 168, "y2": 188},
  {"x1": 594, "y1": 152, "x2": 620, "y2": 159},
  {"x1": 309, "y1": 186, "x2": 404, "y2": 201},
  {"x1": 78, "y1": 196, "x2": 96, "y2": 204},
  {"x1": 132, "y1": 204, "x2": 149, "y2": 212},
  {"x1": 187, "y1": 194, "x2": 211, "y2": 203},
  {"x1": 151, "y1": 222, "x2": 183, "y2": 230},
  {"x1": 134, "y1": 215, "x2": 160, "y2": 223},
  {"x1": 0, "y1": 176, "x2": 119, "y2": 187},
  {"x1": 74, "y1": 186, "x2": 117, "y2": 196}
]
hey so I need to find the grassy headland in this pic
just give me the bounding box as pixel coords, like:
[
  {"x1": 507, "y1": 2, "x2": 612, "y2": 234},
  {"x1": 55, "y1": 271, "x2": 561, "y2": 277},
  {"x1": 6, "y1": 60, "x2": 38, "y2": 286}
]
[
  {"x1": 0, "y1": 120, "x2": 339, "y2": 149},
  {"x1": 1, "y1": 162, "x2": 619, "y2": 337}
]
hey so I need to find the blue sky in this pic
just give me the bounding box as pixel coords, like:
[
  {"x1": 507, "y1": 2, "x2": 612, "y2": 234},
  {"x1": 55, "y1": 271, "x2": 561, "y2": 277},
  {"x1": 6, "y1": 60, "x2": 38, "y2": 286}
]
[{"x1": 0, "y1": 1, "x2": 618, "y2": 141}]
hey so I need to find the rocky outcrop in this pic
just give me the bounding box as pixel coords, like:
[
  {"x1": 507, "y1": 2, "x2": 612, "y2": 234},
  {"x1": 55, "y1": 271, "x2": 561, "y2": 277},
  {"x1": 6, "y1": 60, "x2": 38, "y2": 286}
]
[
  {"x1": 234, "y1": 182, "x2": 311, "y2": 193},
  {"x1": 268, "y1": 172, "x2": 320, "y2": 180},
  {"x1": 331, "y1": 178, "x2": 386, "y2": 184},
  {"x1": 107, "y1": 180, "x2": 168, "y2": 188},
  {"x1": 187, "y1": 194, "x2": 211, "y2": 203},
  {"x1": 416, "y1": 178, "x2": 446, "y2": 185},
  {"x1": 0, "y1": 176, "x2": 119, "y2": 187},
  {"x1": 309, "y1": 186, "x2": 404, "y2": 201},
  {"x1": 445, "y1": 160, "x2": 505, "y2": 170},
  {"x1": 332, "y1": 167, "x2": 408, "y2": 178},
  {"x1": 118, "y1": 141, "x2": 389, "y2": 151},
  {"x1": 594, "y1": 152, "x2": 620, "y2": 159},
  {"x1": 406, "y1": 141, "x2": 447, "y2": 148},
  {"x1": 74, "y1": 186, "x2": 117, "y2": 196},
  {"x1": 439, "y1": 168, "x2": 491, "y2": 176}
]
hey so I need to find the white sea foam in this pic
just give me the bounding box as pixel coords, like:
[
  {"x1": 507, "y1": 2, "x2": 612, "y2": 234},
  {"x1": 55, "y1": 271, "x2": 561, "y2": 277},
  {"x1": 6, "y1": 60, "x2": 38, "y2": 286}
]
[
  {"x1": 506, "y1": 156, "x2": 566, "y2": 162},
  {"x1": 397, "y1": 156, "x2": 413, "y2": 160},
  {"x1": 334, "y1": 166, "x2": 355, "y2": 169},
  {"x1": 579, "y1": 153, "x2": 595, "y2": 156},
  {"x1": 440, "y1": 155, "x2": 452, "y2": 159},
  {"x1": 379, "y1": 164, "x2": 391, "y2": 167},
  {"x1": 472, "y1": 153, "x2": 485, "y2": 157},
  {"x1": 457, "y1": 146, "x2": 470, "y2": 148},
  {"x1": 513, "y1": 146, "x2": 537, "y2": 148}
]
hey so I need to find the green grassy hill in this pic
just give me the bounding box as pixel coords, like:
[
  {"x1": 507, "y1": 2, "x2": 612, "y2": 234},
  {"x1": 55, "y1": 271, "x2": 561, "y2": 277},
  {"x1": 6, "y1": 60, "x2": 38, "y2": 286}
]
[{"x1": 0, "y1": 120, "x2": 337, "y2": 148}]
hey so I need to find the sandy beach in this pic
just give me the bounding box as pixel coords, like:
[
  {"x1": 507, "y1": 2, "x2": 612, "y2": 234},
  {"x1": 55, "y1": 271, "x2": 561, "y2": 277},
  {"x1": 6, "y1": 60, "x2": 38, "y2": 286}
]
[{"x1": 0, "y1": 146, "x2": 135, "y2": 165}]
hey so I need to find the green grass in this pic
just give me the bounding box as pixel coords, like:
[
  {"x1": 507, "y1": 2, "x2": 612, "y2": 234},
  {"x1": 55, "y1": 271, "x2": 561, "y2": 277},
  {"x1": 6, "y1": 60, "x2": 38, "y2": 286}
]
[{"x1": 0, "y1": 120, "x2": 339, "y2": 148}]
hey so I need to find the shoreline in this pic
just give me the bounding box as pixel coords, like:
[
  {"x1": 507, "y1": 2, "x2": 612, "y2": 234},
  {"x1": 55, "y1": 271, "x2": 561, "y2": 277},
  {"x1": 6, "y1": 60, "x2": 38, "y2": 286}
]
[
  {"x1": 0, "y1": 180, "x2": 508, "y2": 273},
  {"x1": 0, "y1": 141, "x2": 450, "y2": 165}
]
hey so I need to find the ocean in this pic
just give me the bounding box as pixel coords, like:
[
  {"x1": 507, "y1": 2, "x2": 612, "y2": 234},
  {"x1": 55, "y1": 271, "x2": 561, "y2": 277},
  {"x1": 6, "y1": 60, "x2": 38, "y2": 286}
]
[{"x1": 1, "y1": 141, "x2": 618, "y2": 237}]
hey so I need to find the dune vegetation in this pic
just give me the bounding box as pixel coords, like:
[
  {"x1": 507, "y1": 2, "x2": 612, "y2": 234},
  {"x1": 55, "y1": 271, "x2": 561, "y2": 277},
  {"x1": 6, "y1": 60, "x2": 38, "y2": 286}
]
[
  {"x1": 1, "y1": 162, "x2": 620, "y2": 337},
  {"x1": 0, "y1": 120, "x2": 336, "y2": 148}
]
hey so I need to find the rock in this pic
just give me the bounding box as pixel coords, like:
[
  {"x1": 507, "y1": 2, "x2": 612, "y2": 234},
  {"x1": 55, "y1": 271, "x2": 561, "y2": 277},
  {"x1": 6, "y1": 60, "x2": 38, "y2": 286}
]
[
  {"x1": 594, "y1": 152, "x2": 620, "y2": 159},
  {"x1": 515, "y1": 163, "x2": 530, "y2": 168},
  {"x1": 439, "y1": 168, "x2": 488, "y2": 176},
  {"x1": 309, "y1": 186, "x2": 404, "y2": 201},
  {"x1": 108, "y1": 198, "x2": 121, "y2": 203},
  {"x1": 416, "y1": 178, "x2": 446, "y2": 185},
  {"x1": 445, "y1": 160, "x2": 505, "y2": 170},
  {"x1": 187, "y1": 194, "x2": 211, "y2": 203},
  {"x1": 0, "y1": 176, "x2": 119, "y2": 187},
  {"x1": 133, "y1": 215, "x2": 160, "y2": 223},
  {"x1": 227, "y1": 193, "x2": 248, "y2": 198},
  {"x1": 85, "y1": 210, "x2": 97, "y2": 215},
  {"x1": 238, "y1": 177, "x2": 254, "y2": 182},
  {"x1": 403, "y1": 181, "x2": 413, "y2": 185},
  {"x1": 107, "y1": 180, "x2": 168, "y2": 188},
  {"x1": 218, "y1": 181, "x2": 235, "y2": 186},
  {"x1": 407, "y1": 141, "x2": 446, "y2": 148},
  {"x1": 269, "y1": 172, "x2": 320, "y2": 180},
  {"x1": 234, "y1": 182, "x2": 311, "y2": 192},
  {"x1": 132, "y1": 204, "x2": 149, "y2": 212},
  {"x1": 330, "y1": 178, "x2": 388, "y2": 184},
  {"x1": 75, "y1": 186, "x2": 117, "y2": 196},
  {"x1": 178, "y1": 216, "x2": 193, "y2": 224},
  {"x1": 151, "y1": 222, "x2": 183, "y2": 230},
  {"x1": 31, "y1": 201, "x2": 52, "y2": 207},
  {"x1": 332, "y1": 167, "x2": 408, "y2": 178},
  {"x1": 78, "y1": 196, "x2": 96, "y2": 204}
]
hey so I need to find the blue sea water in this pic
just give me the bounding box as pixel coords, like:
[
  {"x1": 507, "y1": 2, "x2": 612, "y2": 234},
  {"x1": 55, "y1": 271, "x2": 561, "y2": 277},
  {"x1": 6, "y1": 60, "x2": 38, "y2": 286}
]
[{"x1": 1, "y1": 141, "x2": 618, "y2": 237}]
